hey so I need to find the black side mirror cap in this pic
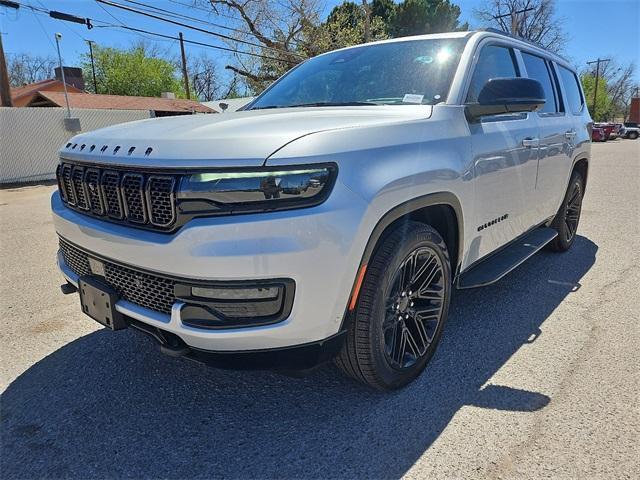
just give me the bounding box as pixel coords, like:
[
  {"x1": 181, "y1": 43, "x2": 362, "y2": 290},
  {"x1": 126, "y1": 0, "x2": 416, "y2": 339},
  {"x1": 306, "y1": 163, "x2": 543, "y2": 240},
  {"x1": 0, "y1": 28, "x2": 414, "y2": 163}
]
[{"x1": 465, "y1": 77, "x2": 546, "y2": 121}]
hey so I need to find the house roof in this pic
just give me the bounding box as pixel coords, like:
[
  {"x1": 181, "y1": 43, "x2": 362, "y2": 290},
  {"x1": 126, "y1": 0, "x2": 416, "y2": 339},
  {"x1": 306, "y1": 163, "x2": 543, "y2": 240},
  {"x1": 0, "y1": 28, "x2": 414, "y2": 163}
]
[
  {"x1": 27, "y1": 91, "x2": 216, "y2": 113},
  {"x1": 202, "y1": 97, "x2": 255, "y2": 112},
  {"x1": 11, "y1": 79, "x2": 84, "y2": 106}
]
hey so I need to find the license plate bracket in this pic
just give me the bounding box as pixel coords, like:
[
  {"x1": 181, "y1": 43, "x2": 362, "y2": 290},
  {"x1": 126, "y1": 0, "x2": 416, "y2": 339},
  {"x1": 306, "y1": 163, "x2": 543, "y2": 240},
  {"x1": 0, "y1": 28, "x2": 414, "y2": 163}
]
[{"x1": 78, "y1": 276, "x2": 127, "y2": 330}]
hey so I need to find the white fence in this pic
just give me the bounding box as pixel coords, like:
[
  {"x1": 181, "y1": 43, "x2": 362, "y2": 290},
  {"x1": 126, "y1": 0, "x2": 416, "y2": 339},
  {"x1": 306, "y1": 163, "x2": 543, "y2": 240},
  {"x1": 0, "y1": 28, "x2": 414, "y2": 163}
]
[{"x1": 0, "y1": 107, "x2": 150, "y2": 184}]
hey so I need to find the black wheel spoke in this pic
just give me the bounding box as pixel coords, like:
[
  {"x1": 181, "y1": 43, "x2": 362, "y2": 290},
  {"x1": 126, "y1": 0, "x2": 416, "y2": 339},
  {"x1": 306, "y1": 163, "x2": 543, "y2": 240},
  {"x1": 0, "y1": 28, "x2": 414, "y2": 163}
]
[
  {"x1": 416, "y1": 286, "x2": 443, "y2": 301},
  {"x1": 382, "y1": 245, "x2": 445, "y2": 369},
  {"x1": 403, "y1": 326, "x2": 422, "y2": 359}
]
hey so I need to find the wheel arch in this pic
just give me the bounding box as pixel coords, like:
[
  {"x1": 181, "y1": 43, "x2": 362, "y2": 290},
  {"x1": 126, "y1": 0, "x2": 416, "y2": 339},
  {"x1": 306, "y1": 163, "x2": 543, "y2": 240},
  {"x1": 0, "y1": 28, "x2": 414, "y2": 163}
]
[
  {"x1": 342, "y1": 192, "x2": 464, "y2": 332},
  {"x1": 572, "y1": 156, "x2": 589, "y2": 192}
]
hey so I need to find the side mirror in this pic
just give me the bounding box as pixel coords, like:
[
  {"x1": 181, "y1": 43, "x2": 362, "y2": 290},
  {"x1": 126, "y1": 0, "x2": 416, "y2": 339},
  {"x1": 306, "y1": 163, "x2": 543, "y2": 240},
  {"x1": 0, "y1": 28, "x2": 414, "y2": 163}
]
[{"x1": 465, "y1": 77, "x2": 546, "y2": 120}]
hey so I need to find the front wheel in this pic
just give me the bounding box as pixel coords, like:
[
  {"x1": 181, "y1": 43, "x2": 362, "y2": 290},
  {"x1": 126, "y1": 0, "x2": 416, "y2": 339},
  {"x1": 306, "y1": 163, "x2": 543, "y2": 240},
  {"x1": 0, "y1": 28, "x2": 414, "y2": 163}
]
[
  {"x1": 547, "y1": 171, "x2": 584, "y2": 252},
  {"x1": 335, "y1": 222, "x2": 451, "y2": 390}
]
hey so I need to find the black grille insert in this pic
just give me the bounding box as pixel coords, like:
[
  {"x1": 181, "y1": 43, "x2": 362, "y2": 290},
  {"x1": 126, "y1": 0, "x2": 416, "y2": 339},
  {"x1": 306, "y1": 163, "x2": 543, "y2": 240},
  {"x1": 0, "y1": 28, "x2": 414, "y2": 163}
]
[
  {"x1": 57, "y1": 162, "x2": 177, "y2": 230},
  {"x1": 59, "y1": 238, "x2": 175, "y2": 315},
  {"x1": 121, "y1": 173, "x2": 147, "y2": 223}
]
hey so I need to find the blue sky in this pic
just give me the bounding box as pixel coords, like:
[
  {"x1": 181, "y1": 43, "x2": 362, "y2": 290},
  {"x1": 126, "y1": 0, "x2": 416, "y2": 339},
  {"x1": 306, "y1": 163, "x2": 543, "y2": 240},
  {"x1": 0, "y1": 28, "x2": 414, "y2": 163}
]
[{"x1": 2, "y1": 0, "x2": 639, "y2": 85}]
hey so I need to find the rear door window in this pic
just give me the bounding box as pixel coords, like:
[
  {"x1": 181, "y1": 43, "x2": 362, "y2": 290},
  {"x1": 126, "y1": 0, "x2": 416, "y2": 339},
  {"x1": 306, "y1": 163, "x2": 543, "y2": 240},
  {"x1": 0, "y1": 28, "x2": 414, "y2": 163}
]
[
  {"x1": 558, "y1": 66, "x2": 584, "y2": 115},
  {"x1": 466, "y1": 45, "x2": 520, "y2": 103},
  {"x1": 522, "y1": 52, "x2": 561, "y2": 113}
]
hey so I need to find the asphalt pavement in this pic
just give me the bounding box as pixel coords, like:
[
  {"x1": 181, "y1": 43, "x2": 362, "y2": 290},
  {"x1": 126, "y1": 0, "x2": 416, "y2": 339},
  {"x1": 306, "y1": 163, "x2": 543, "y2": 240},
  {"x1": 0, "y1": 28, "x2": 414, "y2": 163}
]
[{"x1": 1, "y1": 139, "x2": 638, "y2": 479}]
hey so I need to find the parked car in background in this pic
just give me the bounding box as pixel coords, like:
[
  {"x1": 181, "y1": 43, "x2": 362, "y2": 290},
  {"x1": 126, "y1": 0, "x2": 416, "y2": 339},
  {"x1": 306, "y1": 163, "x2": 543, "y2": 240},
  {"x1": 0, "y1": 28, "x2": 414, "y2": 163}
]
[
  {"x1": 620, "y1": 124, "x2": 639, "y2": 139},
  {"x1": 591, "y1": 126, "x2": 607, "y2": 142},
  {"x1": 594, "y1": 123, "x2": 617, "y2": 140},
  {"x1": 51, "y1": 30, "x2": 591, "y2": 390}
]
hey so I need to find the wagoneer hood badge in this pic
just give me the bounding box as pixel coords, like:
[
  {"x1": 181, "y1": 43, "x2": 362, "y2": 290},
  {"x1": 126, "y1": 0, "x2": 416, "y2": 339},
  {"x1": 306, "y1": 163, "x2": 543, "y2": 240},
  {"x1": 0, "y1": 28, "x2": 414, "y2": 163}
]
[{"x1": 59, "y1": 106, "x2": 431, "y2": 168}]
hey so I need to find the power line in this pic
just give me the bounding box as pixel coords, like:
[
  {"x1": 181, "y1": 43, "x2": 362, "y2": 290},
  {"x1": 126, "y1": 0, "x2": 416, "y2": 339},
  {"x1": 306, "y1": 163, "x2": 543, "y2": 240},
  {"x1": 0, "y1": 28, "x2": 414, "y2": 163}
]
[
  {"x1": 95, "y1": 0, "x2": 304, "y2": 59},
  {"x1": 2, "y1": 1, "x2": 298, "y2": 63},
  {"x1": 95, "y1": 0, "x2": 161, "y2": 43},
  {"x1": 121, "y1": 0, "x2": 304, "y2": 48},
  {"x1": 36, "y1": 0, "x2": 87, "y2": 42},
  {"x1": 94, "y1": 23, "x2": 298, "y2": 63}
]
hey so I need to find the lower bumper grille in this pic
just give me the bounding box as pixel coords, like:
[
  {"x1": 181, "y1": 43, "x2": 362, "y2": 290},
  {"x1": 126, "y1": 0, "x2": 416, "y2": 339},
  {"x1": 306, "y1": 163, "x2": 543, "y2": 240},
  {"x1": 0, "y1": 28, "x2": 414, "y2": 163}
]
[
  {"x1": 59, "y1": 238, "x2": 175, "y2": 315},
  {"x1": 58, "y1": 238, "x2": 295, "y2": 329}
]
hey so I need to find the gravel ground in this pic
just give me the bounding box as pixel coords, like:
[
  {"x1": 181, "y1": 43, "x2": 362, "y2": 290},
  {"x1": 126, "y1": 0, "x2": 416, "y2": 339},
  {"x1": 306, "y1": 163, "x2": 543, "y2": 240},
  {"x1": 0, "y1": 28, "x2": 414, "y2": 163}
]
[{"x1": 1, "y1": 140, "x2": 638, "y2": 479}]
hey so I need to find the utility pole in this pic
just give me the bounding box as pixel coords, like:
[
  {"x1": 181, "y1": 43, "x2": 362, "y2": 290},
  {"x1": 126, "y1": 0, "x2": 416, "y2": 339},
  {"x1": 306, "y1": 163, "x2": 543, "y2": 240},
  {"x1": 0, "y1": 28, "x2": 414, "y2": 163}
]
[
  {"x1": 54, "y1": 33, "x2": 71, "y2": 118},
  {"x1": 587, "y1": 58, "x2": 610, "y2": 120},
  {"x1": 86, "y1": 40, "x2": 98, "y2": 93},
  {"x1": 178, "y1": 32, "x2": 190, "y2": 100},
  {"x1": 362, "y1": 0, "x2": 371, "y2": 43},
  {"x1": 0, "y1": 32, "x2": 12, "y2": 107},
  {"x1": 493, "y1": 7, "x2": 535, "y2": 36}
]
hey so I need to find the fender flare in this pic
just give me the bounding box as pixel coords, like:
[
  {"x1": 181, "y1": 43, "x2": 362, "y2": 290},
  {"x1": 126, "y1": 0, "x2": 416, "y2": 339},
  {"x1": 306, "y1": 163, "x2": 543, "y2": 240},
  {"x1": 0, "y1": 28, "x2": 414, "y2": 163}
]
[
  {"x1": 570, "y1": 154, "x2": 589, "y2": 192},
  {"x1": 340, "y1": 191, "x2": 464, "y2": 331},
  {"x1": 359, "y1": 191, "x2": 464, "y2": 271}
]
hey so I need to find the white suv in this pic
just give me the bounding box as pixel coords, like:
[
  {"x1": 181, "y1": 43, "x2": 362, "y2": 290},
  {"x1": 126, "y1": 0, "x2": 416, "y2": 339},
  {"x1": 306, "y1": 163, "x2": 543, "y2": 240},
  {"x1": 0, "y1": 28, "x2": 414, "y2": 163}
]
[{"x1": 53, "y1": 30, "x2": 591, "y2": 389}]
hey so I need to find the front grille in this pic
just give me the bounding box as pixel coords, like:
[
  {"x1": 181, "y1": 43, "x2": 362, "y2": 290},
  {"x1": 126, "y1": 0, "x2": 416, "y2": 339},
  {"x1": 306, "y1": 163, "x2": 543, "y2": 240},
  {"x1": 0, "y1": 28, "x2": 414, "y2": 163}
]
[
  {"x1": 59, "y1": 238, "x2": 175, "y2": 315},
  {"x1": 56, "y1": 161, "x2": 177, "y2": 230}
]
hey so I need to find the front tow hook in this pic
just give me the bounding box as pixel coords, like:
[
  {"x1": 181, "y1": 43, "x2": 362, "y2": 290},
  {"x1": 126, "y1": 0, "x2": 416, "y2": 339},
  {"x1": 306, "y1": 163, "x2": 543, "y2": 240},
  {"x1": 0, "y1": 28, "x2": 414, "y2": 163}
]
[{"x1": 60, "y1": 282, "x2": 78, "y2": 295}]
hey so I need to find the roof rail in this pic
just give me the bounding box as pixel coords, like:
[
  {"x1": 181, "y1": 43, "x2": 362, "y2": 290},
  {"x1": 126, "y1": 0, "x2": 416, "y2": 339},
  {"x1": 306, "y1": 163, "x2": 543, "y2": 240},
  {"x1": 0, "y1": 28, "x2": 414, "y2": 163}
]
[
  {"x1": 476, "y1": 28, "x2": 569, "y2": 62},
  {"x1": 478, "y1": 28, "x2": 544, "y2": 49}
]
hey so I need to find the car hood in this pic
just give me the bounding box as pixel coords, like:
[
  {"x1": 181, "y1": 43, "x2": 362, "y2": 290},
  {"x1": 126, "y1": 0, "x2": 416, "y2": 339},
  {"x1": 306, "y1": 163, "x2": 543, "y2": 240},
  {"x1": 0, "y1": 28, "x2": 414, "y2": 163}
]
[{"x1": 60, "y1": 106, "x2": 432, "y2": 168}]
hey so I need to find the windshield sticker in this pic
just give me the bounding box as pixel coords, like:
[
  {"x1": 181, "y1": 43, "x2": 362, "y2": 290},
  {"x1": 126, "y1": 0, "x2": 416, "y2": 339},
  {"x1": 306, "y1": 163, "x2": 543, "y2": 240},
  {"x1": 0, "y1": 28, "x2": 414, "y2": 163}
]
[{"x1": 403, "y1": 94, "x2": 424, "y2": 104}]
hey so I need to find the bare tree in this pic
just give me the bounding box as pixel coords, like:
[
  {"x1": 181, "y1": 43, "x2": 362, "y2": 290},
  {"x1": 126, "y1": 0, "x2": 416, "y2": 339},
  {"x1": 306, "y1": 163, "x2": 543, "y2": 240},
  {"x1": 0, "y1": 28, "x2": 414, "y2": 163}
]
[
  {"x1": 190, "y1": 54, "x2": 222, "y2": 101},
  {"x1": 197, "y1": 0, "x2": 322, "y2": 91},
  {"x1": 474, "y1": 0, "x2": 566, "y2": 52},
  {"x1": 7, "y1": 53, "x2": 57, "y2": 87},
  {"x1": 583, "y1": 59, "x2": 637, "y2": 121}
]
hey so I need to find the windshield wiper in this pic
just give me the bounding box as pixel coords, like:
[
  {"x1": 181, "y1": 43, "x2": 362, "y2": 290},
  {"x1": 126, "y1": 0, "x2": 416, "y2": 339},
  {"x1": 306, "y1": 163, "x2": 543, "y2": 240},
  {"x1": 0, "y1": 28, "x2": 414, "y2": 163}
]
[
  {"x1": 249, "y1": 101, "x2": 377, "y2": 111},
  {"x1": 249, "y1": 105, "x2": 285, "y2": 110},
  {"x1": 287, "y1": 101, "x2": 378, "y2": 107}
]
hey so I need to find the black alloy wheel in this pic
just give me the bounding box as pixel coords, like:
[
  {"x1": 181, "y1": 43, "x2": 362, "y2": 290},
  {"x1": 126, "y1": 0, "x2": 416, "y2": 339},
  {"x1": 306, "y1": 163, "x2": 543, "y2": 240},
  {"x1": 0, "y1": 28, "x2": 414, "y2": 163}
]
[
  {"x1": 383, "y1": 247, "x2": 446, "y2": 369},
  {"x1": 548, "y1": 171, "x2": 584, "y2": 252},
  {"x1": 335, "y1": 222, "x2": 451, "y2": 390},
  {"x1": 563, "y1": 180, "x2": 582, "y2": 244}
]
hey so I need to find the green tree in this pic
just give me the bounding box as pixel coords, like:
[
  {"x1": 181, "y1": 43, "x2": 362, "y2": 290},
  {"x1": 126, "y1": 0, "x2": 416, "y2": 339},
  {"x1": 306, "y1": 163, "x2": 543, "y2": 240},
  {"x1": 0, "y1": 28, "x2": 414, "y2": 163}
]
[
  {"x1": 371, "y1": 0, "x2": 396, "y2": 24},
  {"x1": 390, "y1": 0, "x2": 468, "y2": 38},
  {"x1": 82, "y1": 45, "x2": 184, "y2": 97},
  {"x1": 310, "y1": 2, "x2": 389, "y2": 52},
  {"x1": 581, "y1": 74, "x2": 612, "y2": 122}
]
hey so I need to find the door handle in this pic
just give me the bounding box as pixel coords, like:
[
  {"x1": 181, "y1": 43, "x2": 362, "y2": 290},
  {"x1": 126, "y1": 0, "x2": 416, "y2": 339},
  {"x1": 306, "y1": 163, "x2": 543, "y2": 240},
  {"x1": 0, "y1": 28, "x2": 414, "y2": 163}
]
[
  {"x1": 522, "y1": 137, "x2": 539, "y2": 148},
  {"x1": 565, "y1": 130, "x2": 577, "y2": 140}
]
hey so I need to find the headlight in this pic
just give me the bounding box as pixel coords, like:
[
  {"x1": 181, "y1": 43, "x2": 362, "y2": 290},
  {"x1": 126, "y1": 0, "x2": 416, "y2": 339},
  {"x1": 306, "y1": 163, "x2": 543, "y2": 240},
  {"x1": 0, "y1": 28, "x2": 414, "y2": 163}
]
[{"x1": 177, "y1": 164, "x2": 337, "y2": 215}]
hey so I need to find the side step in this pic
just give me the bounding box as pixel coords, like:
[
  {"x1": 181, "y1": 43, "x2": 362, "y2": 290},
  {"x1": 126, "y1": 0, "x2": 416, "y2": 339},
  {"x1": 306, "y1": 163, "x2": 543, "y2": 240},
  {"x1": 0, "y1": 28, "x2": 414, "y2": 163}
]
[{"x1": 457, "y1": 227, "x2": 558, "y2": 289}]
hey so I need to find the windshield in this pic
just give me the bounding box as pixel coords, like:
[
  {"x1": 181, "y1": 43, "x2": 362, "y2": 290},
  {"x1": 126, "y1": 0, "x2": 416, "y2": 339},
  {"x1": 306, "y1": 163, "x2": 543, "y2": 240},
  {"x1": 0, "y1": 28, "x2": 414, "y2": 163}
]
[{"x1": 249, "y1": 38, "x2": 467, "y2": 110}]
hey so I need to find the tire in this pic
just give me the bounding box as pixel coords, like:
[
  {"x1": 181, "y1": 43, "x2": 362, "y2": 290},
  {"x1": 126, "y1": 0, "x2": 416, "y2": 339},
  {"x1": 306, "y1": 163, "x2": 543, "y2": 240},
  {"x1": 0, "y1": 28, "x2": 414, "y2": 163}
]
[
  {"x1": 335, "y1": 222, "x2": 451, "y2": 390},
  {"x1": 547, "y1": 171, "x2": 584, "y2": 252},
  {"x1": 629, "y1": 132, "x2": 639, "y2": 140}
]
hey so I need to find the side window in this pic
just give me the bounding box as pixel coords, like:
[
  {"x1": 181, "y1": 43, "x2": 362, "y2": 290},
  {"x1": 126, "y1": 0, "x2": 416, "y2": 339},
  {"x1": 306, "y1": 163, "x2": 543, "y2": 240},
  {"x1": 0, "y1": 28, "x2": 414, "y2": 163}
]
[
  {"x1": 558, "y1": 66, "x2": 584, "y2": 115},
  {"x1": 522, "y1": 52, "x2": 560, "y2": 113},
  {"x1": 466, "y1": 45, "x2": 519, "y2": 103}
]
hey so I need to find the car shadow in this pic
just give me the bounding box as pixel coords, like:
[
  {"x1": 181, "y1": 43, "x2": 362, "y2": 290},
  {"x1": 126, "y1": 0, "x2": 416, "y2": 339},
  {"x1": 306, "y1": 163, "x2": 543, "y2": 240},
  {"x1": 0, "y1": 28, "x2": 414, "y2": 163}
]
[{"x1": 1, "y1": 236, "x2": 597, "y2": 479}]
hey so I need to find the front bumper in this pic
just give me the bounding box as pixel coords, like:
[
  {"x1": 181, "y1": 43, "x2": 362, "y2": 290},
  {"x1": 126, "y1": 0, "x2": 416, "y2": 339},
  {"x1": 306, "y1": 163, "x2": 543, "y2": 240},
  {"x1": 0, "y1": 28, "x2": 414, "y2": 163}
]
[{"x1": 52, "y1": 180, "x2": 369, "y2": 353}]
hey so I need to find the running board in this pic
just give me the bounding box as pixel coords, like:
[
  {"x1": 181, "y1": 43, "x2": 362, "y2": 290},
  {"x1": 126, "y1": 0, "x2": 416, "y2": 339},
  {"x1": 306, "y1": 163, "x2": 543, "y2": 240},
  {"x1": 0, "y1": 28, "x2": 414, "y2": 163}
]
[{"x1": 457, "y1": 227, "x2": 558, "y2": 289}]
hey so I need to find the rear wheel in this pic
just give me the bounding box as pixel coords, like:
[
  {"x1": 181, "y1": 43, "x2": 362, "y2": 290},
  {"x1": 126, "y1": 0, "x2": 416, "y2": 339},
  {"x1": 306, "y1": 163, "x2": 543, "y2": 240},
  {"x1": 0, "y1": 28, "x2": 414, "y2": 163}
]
[
  {"x1": 335, "y1": 222, "x2": 451, "y2": 390},
  {"x1": 548, "y1": 171, "x2": 584, "y2": 252},
  {"x1": 629, "y1": 131, "x2": 639, "y2": 140}
]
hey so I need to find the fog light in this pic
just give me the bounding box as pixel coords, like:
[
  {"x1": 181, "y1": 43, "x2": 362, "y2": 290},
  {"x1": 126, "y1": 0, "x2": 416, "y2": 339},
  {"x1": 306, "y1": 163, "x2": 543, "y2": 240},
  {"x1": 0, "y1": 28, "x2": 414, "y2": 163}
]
[
  {"x1": 191, "y1": 286, "x2": 279, "y2": 301},
  {"x1": 175, "y1": 280, "x2": 295, "y2": 330}
]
